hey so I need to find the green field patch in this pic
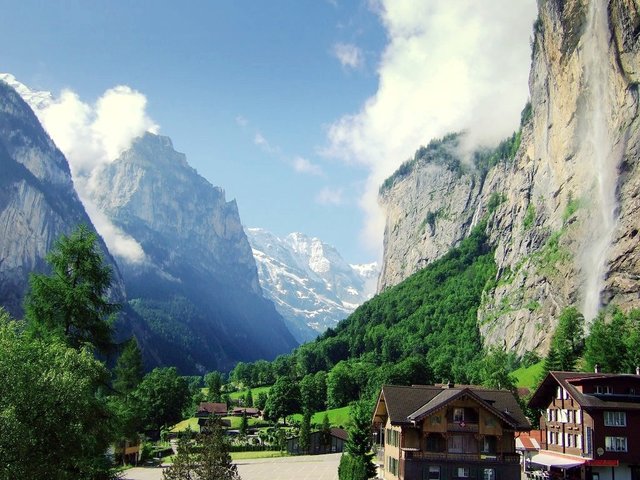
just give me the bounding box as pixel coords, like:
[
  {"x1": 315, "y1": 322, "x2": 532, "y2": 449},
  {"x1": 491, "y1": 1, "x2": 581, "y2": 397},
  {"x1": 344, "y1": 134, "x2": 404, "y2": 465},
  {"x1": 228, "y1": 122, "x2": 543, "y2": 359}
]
[
  {"x1": 512, "y1": 361, "x2": 544, "y2": 389},
  {"x1": 291, "y1": 406, "x2": 351, "y2": 428},
  {"x1": 170, "y1": 417, "x2": 199, "y2": 433},
  {"x1": 229, "y1": 386, "x2": 271, "y2": 401}
]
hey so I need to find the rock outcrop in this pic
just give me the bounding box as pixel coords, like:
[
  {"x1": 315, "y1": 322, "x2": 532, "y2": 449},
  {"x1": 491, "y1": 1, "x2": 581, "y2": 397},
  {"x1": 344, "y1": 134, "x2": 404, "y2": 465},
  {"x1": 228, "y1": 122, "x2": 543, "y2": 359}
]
[{"x1": 377, "y1": 0, "x2": 640, "y2": 356}]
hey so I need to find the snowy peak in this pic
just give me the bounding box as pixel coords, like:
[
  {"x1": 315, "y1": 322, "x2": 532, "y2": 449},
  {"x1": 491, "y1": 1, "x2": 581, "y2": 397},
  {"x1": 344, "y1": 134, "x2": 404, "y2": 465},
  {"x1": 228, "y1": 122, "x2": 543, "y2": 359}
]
[
  {"x1": 0, "y1": 73, "x2": 53, "y2": 111},
  {"x1": 246, "y1": 228, "x2": 379, "y2": 343}
]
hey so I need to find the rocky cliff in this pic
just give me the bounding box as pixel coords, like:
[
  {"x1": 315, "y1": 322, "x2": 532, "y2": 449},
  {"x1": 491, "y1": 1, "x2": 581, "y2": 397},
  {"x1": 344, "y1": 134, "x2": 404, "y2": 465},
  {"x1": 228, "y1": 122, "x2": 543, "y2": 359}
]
[
  {"x1": 88, "y1": 133, "x2": 297, "y2": 373},
  {"x1": 0, "y1": 80, "x2": 124, "y2": 316},
  {"x1": 378, "y1": 0, "x2": 640, "y2": 356},
  {"x1": 247, "y1": 228, "x2": 378, "y2": 343}
]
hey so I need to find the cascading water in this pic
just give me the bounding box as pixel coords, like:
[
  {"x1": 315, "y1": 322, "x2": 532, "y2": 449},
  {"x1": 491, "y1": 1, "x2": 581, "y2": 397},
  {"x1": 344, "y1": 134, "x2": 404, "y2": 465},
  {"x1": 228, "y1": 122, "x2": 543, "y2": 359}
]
[{"x1": 579, "y1": 0, "x2": 621, "y2": 322}]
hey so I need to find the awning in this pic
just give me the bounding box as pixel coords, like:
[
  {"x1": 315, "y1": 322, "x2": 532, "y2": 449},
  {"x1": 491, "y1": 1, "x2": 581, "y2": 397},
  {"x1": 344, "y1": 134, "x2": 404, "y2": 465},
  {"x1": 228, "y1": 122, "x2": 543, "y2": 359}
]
[{"x1": 530, "y1": 453, "x2": 585, "y2": 469}]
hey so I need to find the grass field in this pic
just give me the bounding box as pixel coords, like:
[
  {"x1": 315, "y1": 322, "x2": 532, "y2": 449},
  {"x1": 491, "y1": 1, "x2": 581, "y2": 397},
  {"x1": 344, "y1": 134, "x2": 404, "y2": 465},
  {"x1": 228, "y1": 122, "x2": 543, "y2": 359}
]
[
  {"x1": 512, "y1": 361, "x2": 544, "y2": 388},
  {"x1": 290, "y1": 406, "x2": 351, "y2": 428},
  {"x1": 229, "y1": 386, "x2": 271, "y2": 401},
  {"x1": 170, "y1": 417, "x2": 200, "y2": 433}
]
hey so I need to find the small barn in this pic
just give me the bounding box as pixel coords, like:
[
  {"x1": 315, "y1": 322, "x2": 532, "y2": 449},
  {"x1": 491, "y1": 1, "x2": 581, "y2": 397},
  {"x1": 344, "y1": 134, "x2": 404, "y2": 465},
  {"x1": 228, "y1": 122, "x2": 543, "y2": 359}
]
[{"x1": 286, "y1": 428, "x2": 348, "y2": 455}]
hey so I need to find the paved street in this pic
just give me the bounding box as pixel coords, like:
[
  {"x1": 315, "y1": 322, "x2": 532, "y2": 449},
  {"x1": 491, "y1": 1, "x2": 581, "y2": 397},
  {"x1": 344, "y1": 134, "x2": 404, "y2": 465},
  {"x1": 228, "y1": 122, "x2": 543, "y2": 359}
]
[{"x1": 122, "y1": 453, "x2": 341, "y2": 480}]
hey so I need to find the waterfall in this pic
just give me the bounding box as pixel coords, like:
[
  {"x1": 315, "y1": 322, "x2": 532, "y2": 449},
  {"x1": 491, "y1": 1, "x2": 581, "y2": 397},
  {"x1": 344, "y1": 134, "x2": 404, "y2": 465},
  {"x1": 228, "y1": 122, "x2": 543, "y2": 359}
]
[{"x1": 579, "y1": 0, "x2": 620, "y2": 322}]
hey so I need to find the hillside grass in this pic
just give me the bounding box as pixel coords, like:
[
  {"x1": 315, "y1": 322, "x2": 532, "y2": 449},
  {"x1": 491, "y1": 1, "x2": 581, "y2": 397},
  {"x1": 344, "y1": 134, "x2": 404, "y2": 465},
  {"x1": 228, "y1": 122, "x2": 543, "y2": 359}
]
[
  {"x1": 229, "y1": 386, "x2": 271, "y2": 400},
  {"x1": 170, "y1": 417, "x2": 200, "y2": 433},
  {"x1": 512, "y1": 361, "x2": 544, "y2": 388},
  {"x1": 290, "y1": 406, "x2": 351, "y2": 428},
  {"x1": 230, "y1": 450, "x2": 289, "y2": 460}
]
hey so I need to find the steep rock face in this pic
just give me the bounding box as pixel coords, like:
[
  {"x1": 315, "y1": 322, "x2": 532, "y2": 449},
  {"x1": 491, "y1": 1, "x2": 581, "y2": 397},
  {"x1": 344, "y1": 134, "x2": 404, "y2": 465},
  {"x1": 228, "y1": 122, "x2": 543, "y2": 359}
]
[
  {"x1": 377, "y1": 135, "x2": 484, "y2": 291},
  {"x1": 0, "y1": 80, "x2": 124, "y2": 316},
  {"x1": 378, "y1": 0, "x2": 640, "y2": 356},
  {"x1": 247, "y1": 228, "x2": 378, "y2": 343},
  {"x1": 89, "y1": 134, "x2": 297, "y2": 373}
]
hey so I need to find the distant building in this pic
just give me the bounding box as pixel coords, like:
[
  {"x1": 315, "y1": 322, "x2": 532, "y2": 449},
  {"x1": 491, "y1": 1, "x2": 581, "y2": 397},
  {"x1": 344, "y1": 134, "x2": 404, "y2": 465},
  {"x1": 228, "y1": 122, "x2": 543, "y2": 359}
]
[
  {"x1": 231, "y1": 407, "x2": 261, "y2": 417},
  {"x1": 196, "y1": 402, "x2": 228, "y2": 417},
  {"x1": 528, "y1": 370, "x2": 640, "y2": 480},
  {"x1": 373, "y1": 383, "x2": 530, "y2": 480},
  {"x1": 286, "y1": 428, "x2": 348, "y2": 455}
]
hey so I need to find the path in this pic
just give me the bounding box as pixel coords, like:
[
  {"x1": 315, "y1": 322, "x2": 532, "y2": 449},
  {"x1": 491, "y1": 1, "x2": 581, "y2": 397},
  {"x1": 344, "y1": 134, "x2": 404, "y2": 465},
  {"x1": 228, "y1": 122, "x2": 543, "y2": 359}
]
[{"x1": 122, "y1": 453, "x2": 341, "y2": 480}]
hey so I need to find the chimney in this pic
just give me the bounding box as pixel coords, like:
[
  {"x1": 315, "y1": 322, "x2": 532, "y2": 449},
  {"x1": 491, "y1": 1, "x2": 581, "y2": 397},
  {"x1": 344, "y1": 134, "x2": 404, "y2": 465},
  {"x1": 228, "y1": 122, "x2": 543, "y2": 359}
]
[{"x1": 595, "y1": 364, "x2": 601, "y2": 373}]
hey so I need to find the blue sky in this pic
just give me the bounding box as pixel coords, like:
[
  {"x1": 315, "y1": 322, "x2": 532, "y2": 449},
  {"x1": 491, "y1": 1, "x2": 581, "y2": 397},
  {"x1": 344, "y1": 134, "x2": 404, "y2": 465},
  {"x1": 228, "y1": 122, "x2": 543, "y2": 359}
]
[{"x1": 0, "y1": 0, "x2": 537, "y2": 264}]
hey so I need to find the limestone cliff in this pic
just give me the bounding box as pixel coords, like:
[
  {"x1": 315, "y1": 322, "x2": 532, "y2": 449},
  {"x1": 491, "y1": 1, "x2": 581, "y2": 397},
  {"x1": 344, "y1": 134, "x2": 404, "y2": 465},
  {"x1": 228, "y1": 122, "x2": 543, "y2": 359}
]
[
  {"x1": 0, "y1": 81, "x2": 124, "y2": 316},
  {"x1": 378, "y1": 0, "x2": 640, "y2": 356}
]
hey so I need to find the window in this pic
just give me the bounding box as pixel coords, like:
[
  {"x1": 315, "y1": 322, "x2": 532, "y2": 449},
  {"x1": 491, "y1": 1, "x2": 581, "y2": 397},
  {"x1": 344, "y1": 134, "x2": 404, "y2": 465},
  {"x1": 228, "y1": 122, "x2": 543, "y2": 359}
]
[
  {"x1": 386, "y1": 429, "x2": 399, "y2": 447},
  {"x1": 596, "y1": 385, "x2": 613, "y2": 394},
  {"x1": 576, "y1": 410, "x2": 582, "y2": 424},
  {"x1": 456, "y1": 467, "x2": 470, "y2": 478},
  {"x1": 426, "y1": 435, "x2": 445, "y2": 452},
  {"x1": 448, "y1": 435, "x2": 464, "y2": 453},
  {"x1": 604, "y1": 411, "x2": 627, "y2": 427},
  {"x1": 483, "y1": 468, "x2": 496, "y2": 480},
  {"x1": 576, "y1": 434, "x2": 582, "y2": 449},
  {"x1": 388, "y1": 456, "x2": 399, "y2": 475},
  {"x1": 428, "y1": 466, "x2": 441, "y2": 480},
  {"x1": 605, "y1": 436, "x2": 627, "y2": 452},
  {"x1": 559, "y1": 409, "x2": 569, "y2": 423},
  {"x1": 453, "y1": 408, "x2": 464, "y2": 422},
  {"x1": 547, "y1": 409, "x2": 551, "y2": 422},
  {"x1": 482, "y1": 436, "x2": 497, "y2": 453},
  {"x1": 557, "y1": 386, "x2": 563, "y2": 399},
  {"x1": 567, "y1": 433, "x2": 573, "y2": 447}
]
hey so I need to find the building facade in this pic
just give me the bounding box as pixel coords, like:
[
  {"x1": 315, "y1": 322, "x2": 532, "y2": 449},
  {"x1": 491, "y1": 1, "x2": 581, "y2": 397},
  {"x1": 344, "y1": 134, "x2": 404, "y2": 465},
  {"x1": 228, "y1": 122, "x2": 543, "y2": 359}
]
[
  {"x1": 373, "y1": 384, "x2": 530, "y2": 480},
  {"x1": 529, "y1": 371, "x2": 640, "y2": 480}
]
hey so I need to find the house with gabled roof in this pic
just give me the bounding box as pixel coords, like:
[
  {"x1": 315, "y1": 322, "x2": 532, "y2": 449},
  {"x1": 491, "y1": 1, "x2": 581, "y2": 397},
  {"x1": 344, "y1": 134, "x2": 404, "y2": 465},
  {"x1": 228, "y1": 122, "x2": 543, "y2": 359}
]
[
  {"x1": 372, "y1": 383, "x2": 530, "y2": 480},
  {"x1": 195, "y1": 402, "x2": 228, "y2": 417},
  {"x1": 528, "y1": 370, "x2": 640, "y2": 480}
]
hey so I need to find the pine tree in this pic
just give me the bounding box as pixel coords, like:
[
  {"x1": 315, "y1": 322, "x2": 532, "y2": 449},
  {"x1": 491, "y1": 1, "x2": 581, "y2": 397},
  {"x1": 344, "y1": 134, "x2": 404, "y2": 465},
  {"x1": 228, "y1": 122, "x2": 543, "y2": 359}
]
[
  {"x1": 162, "y1": 436, "x2": 197, "y2": 480},
  {"x1": 113, "y1": 337, "x2": 144, "y2": 394},
  {"x1": 299, "y1": 409, "x2": 311, "y2": 454},
  {"x1": 239, "y1": 411, "x2": 248, "y2": 437},
  {"x1": 25, "y1": 224, "x2": 119, "y2": 355},
  {"x1": 339, "y1": 401, "x2": 376, "y2": 480},
  {"x1": 245, "y1": 389, "x2": 254, "y2": 407},
  {"x1": 195, "y1": 417, "x2": 241, "y2": 480}
]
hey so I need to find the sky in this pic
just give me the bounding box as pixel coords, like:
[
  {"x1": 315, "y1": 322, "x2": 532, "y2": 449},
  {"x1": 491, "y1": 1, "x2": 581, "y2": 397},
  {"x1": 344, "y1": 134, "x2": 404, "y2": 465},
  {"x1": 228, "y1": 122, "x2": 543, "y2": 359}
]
[{"x1": 0, "y1": 0, "x2": 537, "y2": 264}]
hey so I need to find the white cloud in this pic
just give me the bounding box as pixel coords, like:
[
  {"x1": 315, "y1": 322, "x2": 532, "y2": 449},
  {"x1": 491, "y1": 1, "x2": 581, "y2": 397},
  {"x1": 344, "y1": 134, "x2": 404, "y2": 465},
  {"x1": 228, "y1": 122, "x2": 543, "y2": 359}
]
[
  {"x1": 33, "y1": 85, "x2": 158, "y2": 264},
  {"x1": 326, "y1": 0, "x2": 537, "y2": 254},
  {"x1": 333, "y1": 42, "x2": 364, "y2": 69},
  {"x1": 236, "y1": 115, "x2": 248, "y2": 127},
  {"x1": 292, "y1": 156, "x2": 324, "y2": 176},
  {"x1": 316, "y1": 187, "x2": 344, "y2": 206}
]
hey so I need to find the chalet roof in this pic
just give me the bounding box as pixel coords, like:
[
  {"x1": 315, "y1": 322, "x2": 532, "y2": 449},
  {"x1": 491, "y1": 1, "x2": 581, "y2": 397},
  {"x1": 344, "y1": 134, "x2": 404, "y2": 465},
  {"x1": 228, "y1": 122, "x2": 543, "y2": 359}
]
[
  {"x1": 197, "y1": 402, "x2": 228, "y2": 415},
  {"x1": 528, "y1": 371, "x2": 640, "y2": 410},
  {"x1": 376, "y1": 384, "x2": 530, "y2": 430},
  {"x1": 330, "y1": 428, "x2": 348, "y2": 441}
]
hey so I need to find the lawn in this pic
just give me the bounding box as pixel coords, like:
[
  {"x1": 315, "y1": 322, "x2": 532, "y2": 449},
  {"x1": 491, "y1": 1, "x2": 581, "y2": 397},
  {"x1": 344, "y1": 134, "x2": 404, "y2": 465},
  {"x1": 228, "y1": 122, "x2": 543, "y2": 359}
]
[
  {"x1": 229, "y1": 386, "x2": 271, "y2": 401},
  {"x1": 512, "y1": 361, "x2": 544, "y2": 388},
  {"x1": 291, "y1": 406, "x2": 351, "y2": 429},
  {"x1": 170, "y1": 417, "x2": 200, "y2": 433}
]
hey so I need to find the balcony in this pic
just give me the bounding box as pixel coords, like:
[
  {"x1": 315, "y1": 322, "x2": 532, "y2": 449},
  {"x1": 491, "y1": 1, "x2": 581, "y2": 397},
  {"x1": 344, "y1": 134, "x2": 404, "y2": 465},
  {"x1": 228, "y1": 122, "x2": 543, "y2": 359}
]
[
  {"x1": 447, "y1": 422, "x2": 480, "y2": 433},
  {"x1": 402, "y1": 451, "x2": 520, "y2": 464}
]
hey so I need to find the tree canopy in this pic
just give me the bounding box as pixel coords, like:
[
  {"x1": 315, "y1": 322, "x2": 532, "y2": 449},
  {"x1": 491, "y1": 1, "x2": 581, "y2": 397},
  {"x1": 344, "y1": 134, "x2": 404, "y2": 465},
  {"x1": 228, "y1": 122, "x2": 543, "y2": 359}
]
[{"x1": 0, "y1": 310, "x2": 114, "y2": 479}]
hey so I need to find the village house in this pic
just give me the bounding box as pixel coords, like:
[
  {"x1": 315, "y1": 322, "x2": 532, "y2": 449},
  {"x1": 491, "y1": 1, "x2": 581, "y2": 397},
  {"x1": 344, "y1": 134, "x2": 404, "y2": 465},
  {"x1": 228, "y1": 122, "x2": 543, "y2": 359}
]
[
  {"x1": 528, "y1": 370, "x2": 640, "y2": 480},
  {"x1": 195, "y1": 401, "x2": 228, "y2": 418},
  {"x1": 373, "y1": 383, "x2": 530, "y2": 480}
]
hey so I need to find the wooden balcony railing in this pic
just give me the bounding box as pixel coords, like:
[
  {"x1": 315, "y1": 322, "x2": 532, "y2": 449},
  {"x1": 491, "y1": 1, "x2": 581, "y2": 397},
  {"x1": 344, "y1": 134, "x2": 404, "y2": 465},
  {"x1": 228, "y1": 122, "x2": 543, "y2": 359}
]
[{"x1": 402, "y1": 451, "x2": 520, "y2": 464}]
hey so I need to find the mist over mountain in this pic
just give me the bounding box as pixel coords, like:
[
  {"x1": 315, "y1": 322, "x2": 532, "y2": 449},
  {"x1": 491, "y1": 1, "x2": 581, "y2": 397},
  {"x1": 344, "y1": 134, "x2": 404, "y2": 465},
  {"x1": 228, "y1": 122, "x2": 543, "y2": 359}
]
[
  {"x1": 0, "y1": 77, "x2": 297, "y2": 373},
  {"x1": 0, "y1": 79, "x2": 125, "y2": 317},
  {"x1": 247, "y1": 228, "x2": 378, "y2": 343}
]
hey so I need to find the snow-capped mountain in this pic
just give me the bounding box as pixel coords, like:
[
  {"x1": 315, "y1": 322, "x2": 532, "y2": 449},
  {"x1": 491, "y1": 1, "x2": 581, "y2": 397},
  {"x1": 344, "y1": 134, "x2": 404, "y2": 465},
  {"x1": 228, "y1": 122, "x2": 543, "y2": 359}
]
[
  {"x1": 0, "y1": 74, "x2": 53, "y2": 111},
  {"x1": 246, "y1": 228, "x2": 379, "y2": 343}
]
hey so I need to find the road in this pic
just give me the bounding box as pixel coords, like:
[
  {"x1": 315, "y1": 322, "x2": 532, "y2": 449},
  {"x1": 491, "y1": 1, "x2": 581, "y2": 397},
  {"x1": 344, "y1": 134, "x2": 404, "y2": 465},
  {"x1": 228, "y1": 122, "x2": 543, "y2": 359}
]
[{"x1": 122, "y1": 453, "x2": 341, "y2": 480}]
